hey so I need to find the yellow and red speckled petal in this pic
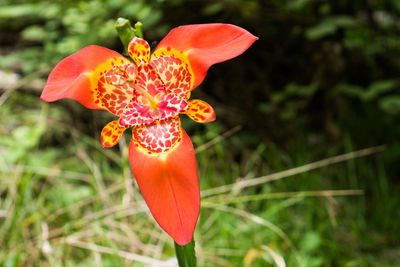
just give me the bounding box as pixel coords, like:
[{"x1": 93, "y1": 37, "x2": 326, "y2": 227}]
[
  {"x1": 152, "y1": 24, "x2": 258, "y2": 90},
  {"x1": 132, "y1": 117, "x2": 182, "y2": 154},
  {"x1": 185, "y1": 99, "x2": 216, "y2": 123},
  {"x1": 128, "y1": 37, "x2": 151, "y2": 66},
  {"x1": 97, "y1": 63, "x2": 137, "y2": 116},
  {"x1": 118, "y1": 93, "x2": 188, "y2": 128},
  {"x1": 150, "y1": 56, "x2": 192, "y2": 100},
  {"x1": 135, "y1": 63, "x2": 166, "y2": 99},
  {"x1": 118, "y1": 63, "x2": 174, "y2": 128},
  {"x1": 41, "y1": 45, "x2": 132, "y2": 110},
  {"x1": 100, "y1": 120, "x2": 127, "y2": 147},
  {"x1": 158, "y1": 94, "x2": 189, "y2": 120},
  {"x1": 119, "y1": 101, "x2": 159, "y2": 127},
  {"x1": 129, "y1": 126, "x2": 199, "y2": 245}
]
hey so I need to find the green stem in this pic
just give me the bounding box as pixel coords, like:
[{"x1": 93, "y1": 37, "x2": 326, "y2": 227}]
[
  {"x1": 134, "y1": 22, "x2": 143, "y2": 39},
  {"x1": 174, "y1": 239, "x2": 197, "y2": 267},
  {"x1": 114, "y1": 17, "x2": 140, "y2": 53}
]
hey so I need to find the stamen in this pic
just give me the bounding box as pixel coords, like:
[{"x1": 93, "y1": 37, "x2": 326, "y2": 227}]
[
  {"x1": 134, "y1": 84, "x2": 165, "y2": 110},
  {"x1": 108, "y1": 66, "x2": 136, "y2": 86},
  {"x1": 115, "y1": 67, "x2": 128, "y2": 76}
]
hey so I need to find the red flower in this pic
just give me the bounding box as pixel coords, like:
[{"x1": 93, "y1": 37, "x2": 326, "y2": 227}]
[{"x1": 41, "y1": 23, "x2": 257, "y2": 245}]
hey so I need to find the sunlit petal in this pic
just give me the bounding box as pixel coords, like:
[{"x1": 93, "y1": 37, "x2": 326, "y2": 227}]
[
  {"x1": 152, "y1": 24, "x2": 258, "y2": 89},
  {"x1": 41, "y1": 45, "x2": 132, "y2": 111},
  {"x1": 129, "y1": 126, "x2": 199, "y2": 245}
]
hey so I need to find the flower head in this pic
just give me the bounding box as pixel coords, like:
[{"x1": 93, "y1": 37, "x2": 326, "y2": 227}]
[{"x1": 41, "y1": 23, "x2": 257, "y2": 245}]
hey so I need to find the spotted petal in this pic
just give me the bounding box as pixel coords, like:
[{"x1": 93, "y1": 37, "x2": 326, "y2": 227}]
[
  {"x1": 101, "y1": 120, "x2": 127, "y2": 147},
  {"x1": 98, "y1": 64, "x2": 137, "y2": 116},
  {"x1": 129, "y1": 123, "x2": 199, "y2": 245},
  {"x1": 150, "y1": 56, "x2": 192, "y2": 100},
  {"x1": 131, "y1": 117, "x2": 181, "y2": 154},
  {"x1": 41, "y1": 45, "x2": 133, "y2": 112},
  {"x1": 185, "y1": 99, "x2": 216, "y2": 123},
  {"x1": 119, "y1": 63, "x2": 167, "y2": 127},
  {"x1": 152, "y1": 24, "x2": 258, "y2": 89},
  {"x1": 135, "y1": 63, "x2": 166, "y2": 101},
  {"x1": 128, "y1": 37, "x2": 150, "y2": 65}
]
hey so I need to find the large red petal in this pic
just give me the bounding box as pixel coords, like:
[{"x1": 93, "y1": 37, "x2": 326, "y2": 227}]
[
  {"x1": 41, "y1": 45, "x2": 132, "y2": 110},
  {"x1": 129, "y1": 127, "x2": 199, "y2": 245},
  {"x1": 152, "y1": 24, "x2": 258, "y2": 89}
]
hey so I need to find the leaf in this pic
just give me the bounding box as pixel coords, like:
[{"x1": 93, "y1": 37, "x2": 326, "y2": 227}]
[
  {"x1": 334, "y1": 80, "x2": 398, "y2": 101},
  {"x1": 299, "y1": 232, "x2": 321, "y2": 252},
  {"x1": 0, "y1": 4, "x2": 43, "y2": 19},
  {"x1": 50, "y1": 186, "x2": 93, "y2": 207},
  {"x1": 363, "y1": 80, "x2": 398, "y2": 101},
  {"x1": 285, "y1": 83, "x2": 318, "y2": 96},
  {"x1": 306, "y1": 16, "x2": 357, "y2": 40},
  {"x1": 260, "y1": 245, "x2": 286, "y2": 267},
  {"x1": 334, "y1": 83, "x2": 364, "y2": 98},
  {"x1": 285, "y1": 0, "x2": 312, "y2": 11},
  {"x1": 21, "y1": 26, "x2": 46, "y2": 42},
  {"x1": 202, "y1": 3, "x2": 223, "y2": 16},
  {"x1": 243, "y1": 248, "x2": 260, "y2": 265},
  {"x1": 379, "y1": 95, "x2": 400, "y2": 115}
]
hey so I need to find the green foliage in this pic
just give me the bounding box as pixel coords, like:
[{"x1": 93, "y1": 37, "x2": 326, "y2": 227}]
[
  {"x1": 1, "y1": 93, "x2": 399, "y2": 266},
  {"x1": 114, "y1": 18, "x2": 137, "y2": 52},
  {"x1": 306, "y1": 16, "x2": 357, "y2": 40},
  {"x1": 0, "y1": 0, "x2": 164, "y2": 74},
  {"x1": 379, "y1": 95, "x2": 400, "y2": 115}
]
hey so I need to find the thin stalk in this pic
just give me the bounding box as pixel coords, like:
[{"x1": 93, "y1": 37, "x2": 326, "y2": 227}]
[
  {"x1": 114, "y1": 18, "x2": 138, "y2": 53},
  {"x1": 174, "y1": 239, "x2": 197, "y2": 267},
  {"x1": 134, "y1": 22, "x2": 143, "y2": 39}
]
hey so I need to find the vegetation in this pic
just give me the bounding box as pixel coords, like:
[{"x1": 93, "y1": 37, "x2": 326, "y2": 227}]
[{"x1": 1, "y1": 0, "x2": 399, "y2": 266}]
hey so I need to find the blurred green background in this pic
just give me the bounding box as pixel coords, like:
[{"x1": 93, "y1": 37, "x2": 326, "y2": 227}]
[{"x1": 1, "y1": 0, "x2": 400, "y2": 266}]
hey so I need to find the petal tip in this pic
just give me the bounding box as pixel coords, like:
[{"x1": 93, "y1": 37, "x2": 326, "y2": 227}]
[
  {"x1": 39, "y1": 94, "x2": 47, "y2": 102},
  {"x1": 174, "y1": 234, "x2": 194, "y2": 246},
  {"x1": 153, "y1": 23, "x2": 259, "y2": 89},
  {"x1": 186, "y1": 99, "x2": 216, "y2": 123},
  {"x1": 100, "y1": 120, "x2": 126, "y2": 148}
]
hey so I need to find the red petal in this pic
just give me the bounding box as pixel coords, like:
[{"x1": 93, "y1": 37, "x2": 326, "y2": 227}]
[
  {"x1": 152, "y1": 24, "x2": 258, "y2": 89},
  {"x1": 129, "y1": 127, "x2": 199, "y2": 245},
  {"x1": 41, "y1": 45, "x2": 132, "y2": 110}
]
